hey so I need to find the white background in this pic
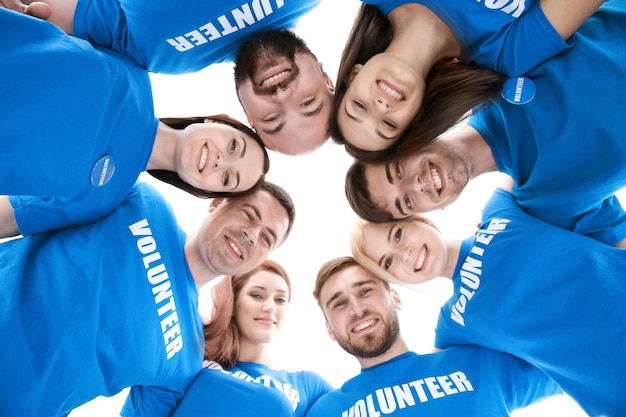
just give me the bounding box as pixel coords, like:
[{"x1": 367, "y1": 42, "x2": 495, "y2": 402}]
[{"x1": 61, "y1": 1, "x2": 623, "y2": 415}]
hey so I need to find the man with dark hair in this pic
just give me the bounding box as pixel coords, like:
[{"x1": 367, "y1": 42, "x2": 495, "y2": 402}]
[
  {"x1": 0, "y1": 180, "x2": 295, "y2": 417},
  {"x1": 1, "y1": 0, "x2": 334, "y2": 155}
]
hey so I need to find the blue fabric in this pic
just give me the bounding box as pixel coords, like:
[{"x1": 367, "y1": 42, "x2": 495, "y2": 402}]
[
  {"x1": 73, "y1": 0, "x2": 321, "y2": 73},
  {"x1": 362, "y1": 0, "x2": 569, "y2": 75},
  {"x1": 435, "y1": 189, "x2": 626, "y2": 416},
  {"x1": 0, "y1": 8, "x2": 157, "y2": 235},
  {"x1": 305, "y1": 349, "x2": 561, "y2": 417},
  {"x1": 171, "y1": 364, "x2": 294, "y2": 417},
  {"x1": 468, "y1": 0, "x2": 626, "y2": 245},
  {"x1": 172, "y1": 361, "x2": 332, "y2": 417},
  {"x1": 0, "y1": 182, "x2": 204, "y2": 417}
]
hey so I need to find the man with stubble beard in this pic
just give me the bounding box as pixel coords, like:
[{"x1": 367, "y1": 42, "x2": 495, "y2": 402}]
[
  {"x1": 307, "y1": 256, "x2": 561, "y2": 416},
  {"x1": 235, "y1": 29, "x2": 335, "y2": 156},
  {"x1": 2, "y1": 0, "x2": 334, "y2": 154}
]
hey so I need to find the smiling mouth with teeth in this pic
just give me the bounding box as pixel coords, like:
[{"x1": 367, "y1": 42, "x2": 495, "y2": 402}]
[
  {"x1": 261, "y1": 69, "x2": 291, "y2": 87},
  {"x1": 228, "y1": 238, "x2": 243, "y2": 259},
  {"x1": 199, "y1": 145, "x2": 208, "y2": 172},
  {"x1": 378, "y1": 80, "x2": 404, "y2": 100},
  {"x1": 414, "y1": 245, "x2": 427, "y2": 272},
  {"x1": 353, "y1": 319, "x2": 376, "y2": 333},
  {"x1": 430, "y1": 165, "x2": 442, "y2": 195}
]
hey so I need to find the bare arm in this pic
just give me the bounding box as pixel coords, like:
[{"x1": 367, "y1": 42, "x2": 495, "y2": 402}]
[
  {"x1": 0, "y1": 0, "x2": 52, "y2": 19},
  {"x1": 540, "y1": 0, "x2": 604, "y2": 40},
  {"x1": 0, "y1": 197, "x2": 20, "y2": 239},
  {"x1": 613, "y1": 237, "x2": 626, "y2": 249}
]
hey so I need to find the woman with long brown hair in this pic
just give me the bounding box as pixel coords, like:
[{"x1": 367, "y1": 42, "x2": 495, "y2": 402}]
[
  {"x1": 0, "y1": 9, "x2": 269, "y2": 237},
  {"x1": 331, "y1": 1, "x2": 602, "y2": 162}
]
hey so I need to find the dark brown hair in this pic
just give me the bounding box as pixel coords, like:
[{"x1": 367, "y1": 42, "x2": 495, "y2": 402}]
[
  {"x1": 203, "y1": 259, "x2": 291, "y2": 368},
  {"x1": 330, "y1": 4, "x2": 506, "y2": 163},
  {"x1": 147, "y1": 114, "x2": 270, "y2": 198},
  {"x1": 344, "y1": 159, "x2": 395, "y2": 223}
]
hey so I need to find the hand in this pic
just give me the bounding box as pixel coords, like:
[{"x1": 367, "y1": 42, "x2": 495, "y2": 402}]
[{"x1": 1, "y1": 0, "x2": 52, "y2": 19}]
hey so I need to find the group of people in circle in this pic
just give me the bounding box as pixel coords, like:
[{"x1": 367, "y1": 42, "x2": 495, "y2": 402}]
[{"x1": 1, "y1": 0, "x2": 624, "y2": 416}]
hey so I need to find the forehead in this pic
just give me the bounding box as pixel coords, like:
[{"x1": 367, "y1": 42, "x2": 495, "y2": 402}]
[
  {"x1": 243, "y1": 269, "x2": 289, "y2": 291},
  {"x1": 224, "y1": 190, "x2": 289, "y2": 237},
  {"x1": 320, "y1": 265, "x2": 377, "y2": 302},
  {"x1": 364, "y1": 163, "x2": 395, "y2": 208}
]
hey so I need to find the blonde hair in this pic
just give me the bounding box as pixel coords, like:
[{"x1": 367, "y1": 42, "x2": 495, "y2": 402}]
[{"x1": 350, "y1": 217, "x2": 440, "y2": 289}]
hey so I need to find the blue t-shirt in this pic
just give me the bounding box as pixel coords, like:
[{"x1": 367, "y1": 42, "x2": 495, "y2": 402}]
[
  {"x1": 363, "y1": 0, "x2": 569, "y2": 76},
  {"x1": 468, "y1": 0, "x2": 626, "y2": 245},
  {"x1": 435, "y1": 189, "x2": 626, "y2": 417},
  {"x1": 73, "y1": 0, "x2": 321, "y2": 73},
  {"x1": 305, "y1": 349, "x2": 561, "y2": 417},
  {"x1": 171, "y1": 363, "x2": 294, "y2": 417},
  {"x1": 172, "y1": 361, "x2": 332, "y2": 417},
  {"x1": 0, "y1": 9, "x2": 157, "y2": 236},
  {"x1": 0, "y1": 182, "x2": 204, "y2": 417}
]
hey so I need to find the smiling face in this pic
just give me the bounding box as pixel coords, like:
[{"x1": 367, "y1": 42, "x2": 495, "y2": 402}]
[
  {"x1": 364, "y1": 140, "x2": 470, "y2": 217},
  {"x1": 337, "y1": 53, "x2": 425, "y2": 152},
  {"x1": 358, "y1": 219, "x2": 447, "y2": 285},
  {"x1": 193, "y1": 189, "x2": 290, "y2": 277},
  {"x1": 235, "y1": 30, "x2": 334, "y2": 155},
  {"x1": 176, "y1": 121, "x2": 266, "y2": 193},
  {"x1": 235, "y1": 269, "x2": 290, "y2": 346},
  {"x1": 320, "y1": 265, "x2": 400, "y2": 359}
]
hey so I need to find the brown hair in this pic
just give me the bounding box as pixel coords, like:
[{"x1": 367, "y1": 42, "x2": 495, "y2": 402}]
[
  {"x1": 147, "y1": 114, "x2": 270, "y2": 198},
  {"x1": 313, "y1": 256, "x2": 391, "y2": 307},
  {"x1": 330, "y1": 4, "x2": 506, "y2": 163},
  {"x1": 203, "y1": 259, "x2": 291, "y2": 368},
  {"x1": 345, "y1": 159, "x2": 395, "y2": 223}
]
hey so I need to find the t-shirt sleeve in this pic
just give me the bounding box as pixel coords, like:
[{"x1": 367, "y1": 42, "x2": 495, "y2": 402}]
[
  {"x1": 565, "y1": 196, "x2": 626, "y2": 246},
  {"x1": 489, "y1": 351, "x2": 563, "y2": 409},
  {"x1": 491, "y1": 1, "x2": 571, "y2": 75},
  {"x1": 9, "y1": 195, "x2": 115, "y2": 236},
  {"x1": 120, "y1": 384, "x2": 188, "y2": 417}
]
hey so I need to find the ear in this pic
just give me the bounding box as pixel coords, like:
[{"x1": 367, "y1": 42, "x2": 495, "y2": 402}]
[
  {"x1": 325, "y1": 321, "x2": 337, "y2": 341},
  {"x1": 319, "y1": 64, "x2": 336, "y2": 92},
  {"x1": 348, "y1": 64, "x2": 364, "y2": 83},
  {"x1": 391, "y1": 289, "x2": 403, "y2": 311},
  {"x1": 208, "y1": 197, "x2": 225, "y2": 213}
]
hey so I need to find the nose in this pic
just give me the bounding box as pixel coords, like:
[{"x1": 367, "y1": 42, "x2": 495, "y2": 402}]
[
  {"x1": 374, "y1": 97, "x2": 391, "y2": 112},
  {"x1": 262, "y1": 303, "x2": 277, "y2": 314},
  {"x1": 241, "y1": 228, "x2": 257, "y2": 246},
  {"x1": 272, "y1": 85, "x2": 291, "y2": 100},
  {"x1": 401, "y1": 245, "x2": 412, "y2": 265},
  {"x1": 348, "y1": 297, "x2": 367, "y2": 318}
]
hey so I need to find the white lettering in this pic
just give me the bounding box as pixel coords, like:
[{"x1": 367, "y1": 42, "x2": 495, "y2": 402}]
[
  {"x1": 342, "y1": 371, "x2": 475, "y2": 416},
  {"x1": 476, "y1": 0, "x2": 526, "y2": 18},
  {"x1": 450, "y1": 218, "x2": 510, "y2": 326},
  {"x1": 129, "y1": 219, "x2": 183, "y2": 360},
  {"x1": 165, "y1": 0, "x2": 286, "y2": 52}
]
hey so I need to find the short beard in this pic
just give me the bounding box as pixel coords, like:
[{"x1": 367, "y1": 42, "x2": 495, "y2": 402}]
[
  {"x1": 336, "y1": 311, "x2": 400, "y2": 359},
  {"x1": 234, "y1": 30, "x2": 311, "y2": 95}
]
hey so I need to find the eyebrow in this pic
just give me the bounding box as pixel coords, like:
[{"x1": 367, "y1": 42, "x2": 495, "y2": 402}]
[
  {"x1": 260, "y1": 100, "x2": 325, "y2": 135},
  {"x1": 245, "y1": 203, "x2": 278, "y2": 244},
  {"x1": 304, "y1": 100, "x2": 324, "y2": 117},
  {"x1": 344, "y1": 105, "x2": 395, "y2": 141},
  {"x1": 261, "y1": 121, "x2": 286, "y2": 136},
  {"x1": 324, "y1": 279, "x2": 376, "y2": 309},
  {"x1": 385, "y1": 163, "x2": 406, "y2": 216}
]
